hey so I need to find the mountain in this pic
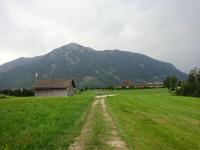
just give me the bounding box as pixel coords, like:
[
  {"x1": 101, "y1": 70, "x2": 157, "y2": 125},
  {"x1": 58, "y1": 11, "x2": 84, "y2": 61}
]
[
  {"x1": 0, "y1": 43, "x2": 187, "y2": 89},
  {"x1": 0, "y1": 56, "x2": 42, "y2": 73}
]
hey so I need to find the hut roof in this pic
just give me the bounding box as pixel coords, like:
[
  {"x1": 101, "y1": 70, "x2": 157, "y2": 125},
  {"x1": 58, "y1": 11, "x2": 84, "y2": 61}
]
[{"x1": 33, "y1": 79, "x2": 76, "y2": 90}]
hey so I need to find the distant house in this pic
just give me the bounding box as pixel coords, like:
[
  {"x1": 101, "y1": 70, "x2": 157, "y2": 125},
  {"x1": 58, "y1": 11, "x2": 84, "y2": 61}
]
[
  {"x1": 33, "y1": 79, "x2": 76, "y2": 97},
  {"x1": 134, "y1": 82, "x2": 164, "y2": 88},
  {"x1": 146, "y1": 82, "x2": 163, "y2": 88},
  {"x1": 122, "y1": 80, "x2": 134, "y2": 88}
]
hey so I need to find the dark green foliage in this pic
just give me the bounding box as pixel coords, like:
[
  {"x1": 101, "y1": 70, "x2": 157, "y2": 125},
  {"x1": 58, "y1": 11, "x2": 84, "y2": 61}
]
[
  {"x1": 0, "y1": 89, "x2": 34, "y2": 97},
  {"x1": 170, "y1": 76, "x2": 177, "y2": 91},
  {"x1": 0, "y1": 43, "x2": 187, "y2": 89},
  {"x1": 164, "y1": 76, "x2": 170, "y2": 89},
  {"x1": 178, "y1": 68, "x2": 200, "y2": 97},
  {"x1": 164, "y1": 75, "x2": 178, "y2": 92},
  {"x1": 177, "y1": 81, "x2": 193, "y2": 96}
]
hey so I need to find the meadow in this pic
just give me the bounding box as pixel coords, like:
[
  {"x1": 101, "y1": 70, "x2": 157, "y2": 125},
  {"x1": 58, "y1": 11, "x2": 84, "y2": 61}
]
[
  {"x1": 1, "y1": 88, "x2": 200, "y2": 150},
  {"x1": 0, "y1": 92, "x2": 94, "y2": 150},
  {"x1": 106, "y1": 88, "x2": 200, "y2": 150}
]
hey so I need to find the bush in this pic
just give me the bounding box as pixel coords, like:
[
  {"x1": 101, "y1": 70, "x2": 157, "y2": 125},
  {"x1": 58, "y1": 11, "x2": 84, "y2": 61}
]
[
  {"x1": 176, "y1": 68, "x2": 200, "y2": 97},
  {"x1": 0, "y1": 94, "x2": 7, "y2": 99}
]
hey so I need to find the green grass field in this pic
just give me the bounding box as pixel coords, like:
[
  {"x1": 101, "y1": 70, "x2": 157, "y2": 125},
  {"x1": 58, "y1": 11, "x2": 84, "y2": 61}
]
[
  {"x1": 0, "y1": 92, "x2": 94, "y2": 150},
  {"x1": 1, "y1": 89, "x2": 200, "y2": 150},
  {"x1": 106, "y1": 88, "x2": 200, "y2": 150}
]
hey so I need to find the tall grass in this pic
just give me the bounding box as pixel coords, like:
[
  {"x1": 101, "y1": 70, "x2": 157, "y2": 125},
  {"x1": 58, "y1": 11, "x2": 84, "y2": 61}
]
[{"x1": 0, "y1": 92, "x2": 94, "y2": 149}]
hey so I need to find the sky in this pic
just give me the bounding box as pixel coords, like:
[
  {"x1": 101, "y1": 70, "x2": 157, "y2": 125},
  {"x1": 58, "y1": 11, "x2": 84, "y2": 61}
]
[{"x1": 0, "y1": 0, "x2": 200, "y2": 73}]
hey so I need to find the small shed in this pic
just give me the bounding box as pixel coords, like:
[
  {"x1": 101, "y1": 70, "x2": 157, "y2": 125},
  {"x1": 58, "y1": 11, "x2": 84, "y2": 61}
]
[{"x1": 33, "y1": 79, "x2": 76, "y2": 97}]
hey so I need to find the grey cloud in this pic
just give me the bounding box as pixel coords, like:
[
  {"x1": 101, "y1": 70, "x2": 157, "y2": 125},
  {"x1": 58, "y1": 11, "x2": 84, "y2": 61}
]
[{"x1": 0, "y1": 0, "x2": 199, "y2": 73}]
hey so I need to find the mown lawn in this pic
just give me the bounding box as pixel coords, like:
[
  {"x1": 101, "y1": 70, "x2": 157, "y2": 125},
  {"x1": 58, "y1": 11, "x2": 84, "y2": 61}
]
[
  {"x1": 0, "y1": 92, "x2": 94, "y2": 150},
  {"x1": 107, "y1": 88, "x2": 200, "y2": 150}
]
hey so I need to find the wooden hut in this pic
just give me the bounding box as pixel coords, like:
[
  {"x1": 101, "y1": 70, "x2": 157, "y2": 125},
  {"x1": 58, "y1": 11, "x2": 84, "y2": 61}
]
[{"x1": 33, "y1": 79, "x2": 76, "y2": 97}]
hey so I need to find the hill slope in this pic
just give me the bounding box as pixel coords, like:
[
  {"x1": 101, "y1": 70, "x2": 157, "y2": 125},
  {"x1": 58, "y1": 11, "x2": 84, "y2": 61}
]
[{"x1": 0, "y1": 43, "x2": 187, "y2": 89}]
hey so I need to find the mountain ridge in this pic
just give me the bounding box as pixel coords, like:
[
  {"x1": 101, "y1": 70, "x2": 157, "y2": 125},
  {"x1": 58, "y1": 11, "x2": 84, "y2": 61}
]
[{"x1": 0, "y1": 43, "x2": 187, "y2": 89}]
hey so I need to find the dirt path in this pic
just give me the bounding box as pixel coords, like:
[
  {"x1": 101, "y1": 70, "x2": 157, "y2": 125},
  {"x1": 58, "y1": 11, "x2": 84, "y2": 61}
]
[
  {"x1": 97, "y1": 95, "x2": 129, "y2": 150},
  {"x1": 68, "y1": 99, "x2": 99, "y2": 150},
  {"x1": 68, "y1": 95, "x2": 129, "y2": 150}
]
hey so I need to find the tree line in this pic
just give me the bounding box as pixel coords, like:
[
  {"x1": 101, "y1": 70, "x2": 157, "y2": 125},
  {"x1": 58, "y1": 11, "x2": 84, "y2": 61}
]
[
  {"x1": 164, "y1": 68, "x2": 200, "y2": 97},
  {"x1": 0, "y1": 89, "x2": 34, "y2": 97}
]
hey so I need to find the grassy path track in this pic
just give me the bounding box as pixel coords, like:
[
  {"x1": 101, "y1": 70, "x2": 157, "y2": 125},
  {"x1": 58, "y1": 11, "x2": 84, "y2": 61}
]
[
  {"x1": 68, "y1": 97, "x2": 99, "y2": 150},
  {"x1": 68, "y1": 95, "x2": 129, "y2": 150},
  {"x1": 99, "y1": 95, "x2": 128, "y2": 150}
]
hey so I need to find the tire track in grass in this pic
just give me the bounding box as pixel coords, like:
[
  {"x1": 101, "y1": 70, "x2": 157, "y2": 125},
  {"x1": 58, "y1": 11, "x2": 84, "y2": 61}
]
[
  {"x1": 68, "y1": 99, "x2": 99, "y2": 150},
  {"x1": 86, "y1": 96, "x2": 111, "y2": 150},
  {"x1": 98, "y1": 95, "x2": 129, "y2": 150},
  {"x1": 69, "y1": 95, "x2": 129, "y2": 150}
]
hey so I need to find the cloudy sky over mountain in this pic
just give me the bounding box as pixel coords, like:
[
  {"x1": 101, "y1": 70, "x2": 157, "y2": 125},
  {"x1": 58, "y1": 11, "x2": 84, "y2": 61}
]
[{"x1": 0, "y1": 0, "x2": 199, "y2": 73}]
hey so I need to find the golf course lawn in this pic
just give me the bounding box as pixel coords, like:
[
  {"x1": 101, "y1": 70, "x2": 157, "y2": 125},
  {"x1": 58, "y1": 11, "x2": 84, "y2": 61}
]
[
  {"x1": 106, "y1": 88, "x2": 200, "y2": 150},
  {"x1": 0, "y1": 92, "x2": 94, "y2": 150}
]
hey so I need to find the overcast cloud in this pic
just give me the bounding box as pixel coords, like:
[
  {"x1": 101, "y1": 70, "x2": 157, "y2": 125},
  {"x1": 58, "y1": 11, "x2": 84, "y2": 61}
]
[{"x1": 0, "y1": 0, "x2": 200, "y2": 73}]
